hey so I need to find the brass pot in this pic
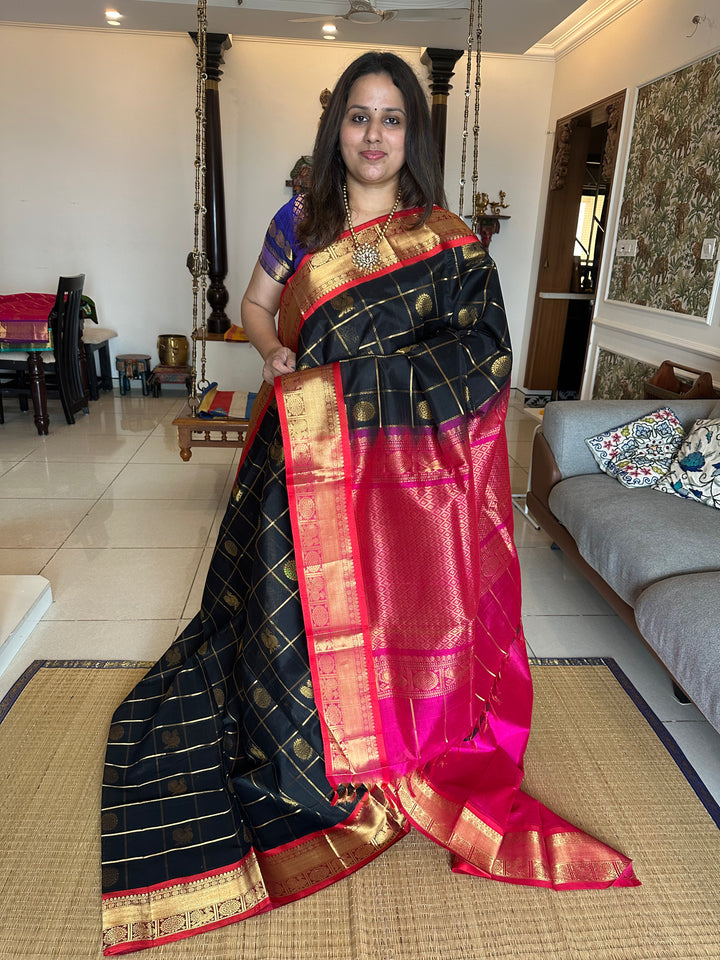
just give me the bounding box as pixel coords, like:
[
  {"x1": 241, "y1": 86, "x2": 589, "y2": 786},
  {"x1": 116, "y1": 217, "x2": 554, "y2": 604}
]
[{"x1": 157, "y1": 334, "x2": 189, "y2": 367}]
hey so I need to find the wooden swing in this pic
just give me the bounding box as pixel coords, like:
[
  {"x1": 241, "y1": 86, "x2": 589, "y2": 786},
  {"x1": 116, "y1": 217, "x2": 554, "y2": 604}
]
[
  {"x1": 173, "y1": 0, "x2": 249, "y2": 461},
  {"x1": 174, "y1": 0, "x2": 486, "y2": 462}
]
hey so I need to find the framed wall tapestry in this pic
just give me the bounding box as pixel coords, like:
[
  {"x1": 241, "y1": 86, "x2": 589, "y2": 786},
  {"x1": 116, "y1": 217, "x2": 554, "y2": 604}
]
[{"x1": 607, "y1": 51, "x2": 720, "y2": 320}]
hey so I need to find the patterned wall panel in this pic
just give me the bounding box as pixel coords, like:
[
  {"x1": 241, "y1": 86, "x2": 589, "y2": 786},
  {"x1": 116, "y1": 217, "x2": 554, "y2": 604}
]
[
  {"x1": 607, "y1": 52, "x2": 720, "y2": 317},
  {"x1": 592, "y1": 349, "x2": 659, "y2": 399}
]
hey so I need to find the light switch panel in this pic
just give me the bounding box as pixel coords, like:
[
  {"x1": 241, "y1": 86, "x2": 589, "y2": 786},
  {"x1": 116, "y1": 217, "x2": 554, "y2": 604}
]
[
  {"x1": 701, "y1": 238, "x2": 717, "y2": 260},
  {"x1": 616, "y1": 239, "x2": 638, "y2": 257}
]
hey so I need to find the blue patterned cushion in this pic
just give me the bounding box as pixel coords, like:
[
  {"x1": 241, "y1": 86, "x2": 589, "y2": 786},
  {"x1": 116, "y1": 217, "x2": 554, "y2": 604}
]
[
  {"x1": 655, "y1": 418, "x2": 720, "y2": 509},
  {"x1": 585, "y1": 407, "x2": 685, "y2": 488}
]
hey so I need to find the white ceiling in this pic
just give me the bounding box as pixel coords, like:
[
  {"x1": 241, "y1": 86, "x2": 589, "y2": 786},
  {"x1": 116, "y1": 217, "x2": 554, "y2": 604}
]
[{"x1": 0, "y1": 0, "x2": 595, "y2": 54}]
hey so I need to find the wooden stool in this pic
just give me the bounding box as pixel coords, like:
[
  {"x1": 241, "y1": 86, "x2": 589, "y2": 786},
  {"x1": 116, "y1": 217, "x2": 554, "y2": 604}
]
[
  {"x1": 115, "y1": 354, "x2": 151, "y2": 395},
  {"x1": 147, "y1": 364, "x2": 192, "y2": 398},
  {"x1": 83, "y1": 326, "x2": 118, "y2": 400}
]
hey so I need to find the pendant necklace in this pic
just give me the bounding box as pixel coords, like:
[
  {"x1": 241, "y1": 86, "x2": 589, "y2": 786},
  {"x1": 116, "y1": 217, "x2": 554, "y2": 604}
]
[{"x1": 342, "y1": 184, "x2": 401, "y2": 272}]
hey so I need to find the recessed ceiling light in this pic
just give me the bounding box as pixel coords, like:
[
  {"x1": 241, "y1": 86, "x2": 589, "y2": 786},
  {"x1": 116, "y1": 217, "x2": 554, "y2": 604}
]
[
  {"x1": 322, "y1": 23, "x2": 337, "y2": 32},
  {"x1": 105, "y1": 8, "x2": 121, "y2": 17},
  {"x1": 107, "y1": 19, "x2": 121, "y2": 25},
  {"x1": 323, "y1": 34, "x2": 336, "y2": 39}
]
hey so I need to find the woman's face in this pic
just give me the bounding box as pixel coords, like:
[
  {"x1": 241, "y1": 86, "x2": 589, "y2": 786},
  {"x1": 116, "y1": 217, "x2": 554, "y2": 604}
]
[{"x1": 339, "y1": 72, "x2": 407, "y2": 194}]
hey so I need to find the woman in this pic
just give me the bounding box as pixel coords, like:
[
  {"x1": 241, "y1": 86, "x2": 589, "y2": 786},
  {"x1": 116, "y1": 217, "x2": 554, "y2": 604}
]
[{"x1": 101, "y1": 52, "x2": 637, "y2": 955}]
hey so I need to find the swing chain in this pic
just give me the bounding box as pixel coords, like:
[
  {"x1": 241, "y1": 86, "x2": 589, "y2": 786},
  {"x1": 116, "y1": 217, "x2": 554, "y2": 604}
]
[
  {"x1": 189, "y1": 0, "x2": 209, "y2": 413},
  {"x1": 458, "y1": 0, "x2": 483, "y2": 235}
]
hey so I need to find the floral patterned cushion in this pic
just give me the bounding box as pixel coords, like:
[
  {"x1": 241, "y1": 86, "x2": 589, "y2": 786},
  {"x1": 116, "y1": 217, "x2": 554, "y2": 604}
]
[
  {"x1": 585, "y1": 407, "x2": 686, "y2": 488},
  {"x1": 655, "y1": 418, "x2": 720, "y2": 509}
]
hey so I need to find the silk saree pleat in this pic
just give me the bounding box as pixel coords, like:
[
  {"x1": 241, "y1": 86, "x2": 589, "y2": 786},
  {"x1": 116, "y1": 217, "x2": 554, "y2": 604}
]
[{"x1": 276, "y1": 207, "x2": 638, "y2": 890}]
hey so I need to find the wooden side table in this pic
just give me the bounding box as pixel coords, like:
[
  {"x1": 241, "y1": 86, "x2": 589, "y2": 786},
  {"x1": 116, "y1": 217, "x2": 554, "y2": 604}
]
[
  {"x1": 115, "y1": 354, "x2": 151, "y2": 395},
  {"x1": 172, "y1": 402, "x2": 249, "y2": 462},
  {"x1": 147, "y1": 364, "x2": 192, "y2": 397}
]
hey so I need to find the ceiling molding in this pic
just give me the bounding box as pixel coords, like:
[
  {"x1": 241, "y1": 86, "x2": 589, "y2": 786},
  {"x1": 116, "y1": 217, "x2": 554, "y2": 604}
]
[
  {"x1": 233, "y1": 40, "x2": 556, "y2": 63},
  {"x1": 0, "y1": 21, "x2": 558, "y2": 61},
  {"x1": 526, "y1": 0, "x2": 643, "y2": 60},
  {"x1": 0, "y1": 21, "x2": 185, "y2": 38},
  {"x1": 516, "y1": 45, "x2": 558, "y2": 63},
  {"x1": 0, "y1": 20, "x2": 427, "y2": 52}
]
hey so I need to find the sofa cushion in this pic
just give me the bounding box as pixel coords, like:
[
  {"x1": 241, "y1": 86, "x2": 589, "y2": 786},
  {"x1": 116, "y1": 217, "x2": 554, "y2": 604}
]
[
  {"x1": 542, "y1": 400, "x2": 720, "y2": 479},
  {"x1": 584, "y1": 407, "x2": 685, "y2": 488},
  {"x1": 655, "y1": 418, "x2": 720, "y2": 510},
  {"x1": 548, "y1": 473, "x2": 720, "y2": 604},
  {"x1": 635, "y1": 572, "x2": 720, "y2": 733}
]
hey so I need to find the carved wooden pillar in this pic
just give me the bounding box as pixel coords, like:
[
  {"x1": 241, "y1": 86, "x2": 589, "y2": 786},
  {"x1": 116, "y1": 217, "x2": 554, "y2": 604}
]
[
  {"x1": 601, "y1": 97, "x2": 624, "y2": 183},
  {"x1": 421, "y1": 47, "x2": 464, "y2": 173},
  {"x1": 191, "y1": 32, "x2": 232, "y2": 334}
]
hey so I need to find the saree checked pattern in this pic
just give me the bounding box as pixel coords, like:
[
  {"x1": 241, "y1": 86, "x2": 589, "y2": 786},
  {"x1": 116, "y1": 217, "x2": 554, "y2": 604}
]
[{"x1": 101, "y1": 206, "x2": 638, "y2": 954}]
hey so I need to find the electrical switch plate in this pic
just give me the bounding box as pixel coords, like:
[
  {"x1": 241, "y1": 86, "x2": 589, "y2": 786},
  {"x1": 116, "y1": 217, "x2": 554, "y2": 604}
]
[
  {"x1": 616, "y1": 239, "x2": 638, "y2": 256},
  {"x1": 700, "y1": 238, "x2": 717, "y2": 260}
]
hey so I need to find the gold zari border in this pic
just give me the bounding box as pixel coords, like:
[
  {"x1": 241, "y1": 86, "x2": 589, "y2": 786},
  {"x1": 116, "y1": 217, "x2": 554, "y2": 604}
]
[
  {"x1": 395, "y1": 773, "x2": 501, "y2": 875},
  {"x1": 396, "y1": 774, "x2": 629, "y2": 886},
  {"x1": 284, "y1": 207, "x2": 475, "y2": 326},
  {"x1": 278, "y1": 366, "x2": 384, "y2": 781},
  {"x1": 103, "y1": 793, "x2": 406, "y2": 951}
]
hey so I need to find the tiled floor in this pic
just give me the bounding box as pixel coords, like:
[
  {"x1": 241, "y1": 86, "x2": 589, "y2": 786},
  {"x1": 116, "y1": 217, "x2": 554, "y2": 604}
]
[{"x1": 1, "y1": 386, "x2": 719, "y2": 808}]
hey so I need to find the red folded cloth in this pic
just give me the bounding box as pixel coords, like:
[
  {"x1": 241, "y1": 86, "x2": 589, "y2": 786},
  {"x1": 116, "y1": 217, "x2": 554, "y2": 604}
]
[{"x1": 0, "y1": 293, "x2": 55, "y2": 343}]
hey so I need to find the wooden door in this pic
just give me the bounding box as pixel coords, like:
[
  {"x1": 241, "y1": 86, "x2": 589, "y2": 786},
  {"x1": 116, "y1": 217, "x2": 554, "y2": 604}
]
[{"x1": 523, "y1": 93, "x2": 625, "y2": 392}]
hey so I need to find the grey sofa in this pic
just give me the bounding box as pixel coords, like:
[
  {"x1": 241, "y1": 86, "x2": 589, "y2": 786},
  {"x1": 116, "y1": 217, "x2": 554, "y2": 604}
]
[{"x1": 526, "y1": 399, "x2": 720, "y2": 733}]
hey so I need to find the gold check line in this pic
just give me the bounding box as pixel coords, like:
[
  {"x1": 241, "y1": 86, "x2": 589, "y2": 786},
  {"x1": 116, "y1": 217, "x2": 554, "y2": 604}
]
[
  {"x1": 250, "y1": 807, "x2": 308, "y2": 831},
  {"x1": 103, "y1": 787, "x2": 231, "y2": 810},
  {"x1": 102, "y1": 828, "x2": 241, "y2": 864},
  {"x1": 247, "y1": 735, "x2": 328, "y2": 801},
  {"x1": 120, "y1": 686, "x2": 210, "y2": 706},
  {"x1": 335, "y1": 324, "x2": 357, "y2": 357},
  {"x1": 105, "y1": 736, "x2": 223, "y2": 763},
  {"x1": 102, "y1": 763, "x2": 220, "y2": 790},
  {"x1": 103, "y1": 805, "x2": 234, "y2": 840},
  {"x1": 473, "y1": 653, "x2": 497, "y2": 678},
  {"x1": 476, "y1": 618, "x2": 511, "y2": 657},
  {"x1": 423, "y1": 340, "x2": 465, "y2": 417},
  {"x1": 503, "y1": 558, "x2": 522, "y2": 595},
  {"x1": 246, "y1": 583, "x2": 299, "y2": 621},
  {"x1": 408, "y1": 697, "x2": 421, "y2": 760},
  {"x1": 109, "y1": 712, "x2": 219, "y2": 728},
  {"x1": 487, "y1": 584, "x2": 519, "y2": 633},
  {"x1": 248, "y1": 661, "x2": 316, "y2": 712},
  {"x1": 374, "y1": 356, "x2": 383, "y2": 429},
  {"x1": 409, "y1": 363, "x2": 416, "y2": 427}
]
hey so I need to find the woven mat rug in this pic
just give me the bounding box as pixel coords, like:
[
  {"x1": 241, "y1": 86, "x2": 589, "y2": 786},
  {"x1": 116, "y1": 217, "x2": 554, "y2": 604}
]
[{"x1": 1, "y1": 658, "x2": 719, "y2": 960}]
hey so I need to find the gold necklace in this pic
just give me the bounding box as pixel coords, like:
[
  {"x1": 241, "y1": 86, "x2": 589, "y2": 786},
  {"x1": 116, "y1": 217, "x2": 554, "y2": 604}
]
[{"x1": 342, "y1": 184, "x2": 401, "y2": 272}]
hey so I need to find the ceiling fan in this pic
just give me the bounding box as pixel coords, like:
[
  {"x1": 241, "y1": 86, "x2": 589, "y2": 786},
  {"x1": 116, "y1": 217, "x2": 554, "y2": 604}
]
[{"x1": 287, "y1": 1, "x2": 466, "y2": 24}]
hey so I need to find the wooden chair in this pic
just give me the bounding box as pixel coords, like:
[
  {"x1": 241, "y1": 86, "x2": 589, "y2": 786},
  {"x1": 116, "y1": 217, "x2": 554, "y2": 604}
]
[
  {"x1": 83, "y1": 325, "x2": 118, "y2": 400},
  {"x1": 0, "y1": 275, "x2": 89, "y2": 427}
]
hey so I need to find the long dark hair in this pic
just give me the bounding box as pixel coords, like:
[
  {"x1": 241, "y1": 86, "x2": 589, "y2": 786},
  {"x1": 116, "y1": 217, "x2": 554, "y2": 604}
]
[{"x1": 297, "y1": 51, "x2": 446, "y2": 252}]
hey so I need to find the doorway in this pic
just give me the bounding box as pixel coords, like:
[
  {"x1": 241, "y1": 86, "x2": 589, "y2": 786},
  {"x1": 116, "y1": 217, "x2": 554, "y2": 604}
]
[{"x1": 523, "y1": 92, "x2": 625, "y2": 396}]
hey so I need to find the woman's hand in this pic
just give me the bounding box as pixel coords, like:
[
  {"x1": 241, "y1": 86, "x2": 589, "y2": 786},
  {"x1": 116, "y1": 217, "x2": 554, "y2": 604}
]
[
  {"x1": 241, "y1": 262, "x2": 293, "y2": 384},
  {"x1": 262, "y1": 345, "x2": 296, "y2": 384}
]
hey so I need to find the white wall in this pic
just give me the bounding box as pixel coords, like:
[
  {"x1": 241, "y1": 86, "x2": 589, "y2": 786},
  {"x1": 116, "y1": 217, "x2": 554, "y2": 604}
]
[
  {"x1": 0, "y1": 27, "x2": 194, "y2": 345},
  {"x1": 443, "y1": 52, "x2": 556, "y2": 387},
  {"x1": 545, "y1": 0, "x2": 720, "y2": 396},
  {"x1": 0, "y1": 24, "x2": 555, "y2": 392}
]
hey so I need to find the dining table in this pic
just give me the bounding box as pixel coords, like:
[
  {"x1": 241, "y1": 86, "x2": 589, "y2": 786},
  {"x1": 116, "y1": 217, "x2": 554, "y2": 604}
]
[{"x1": 0, "y1": 292, "x2": 58, "y2": 434}]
